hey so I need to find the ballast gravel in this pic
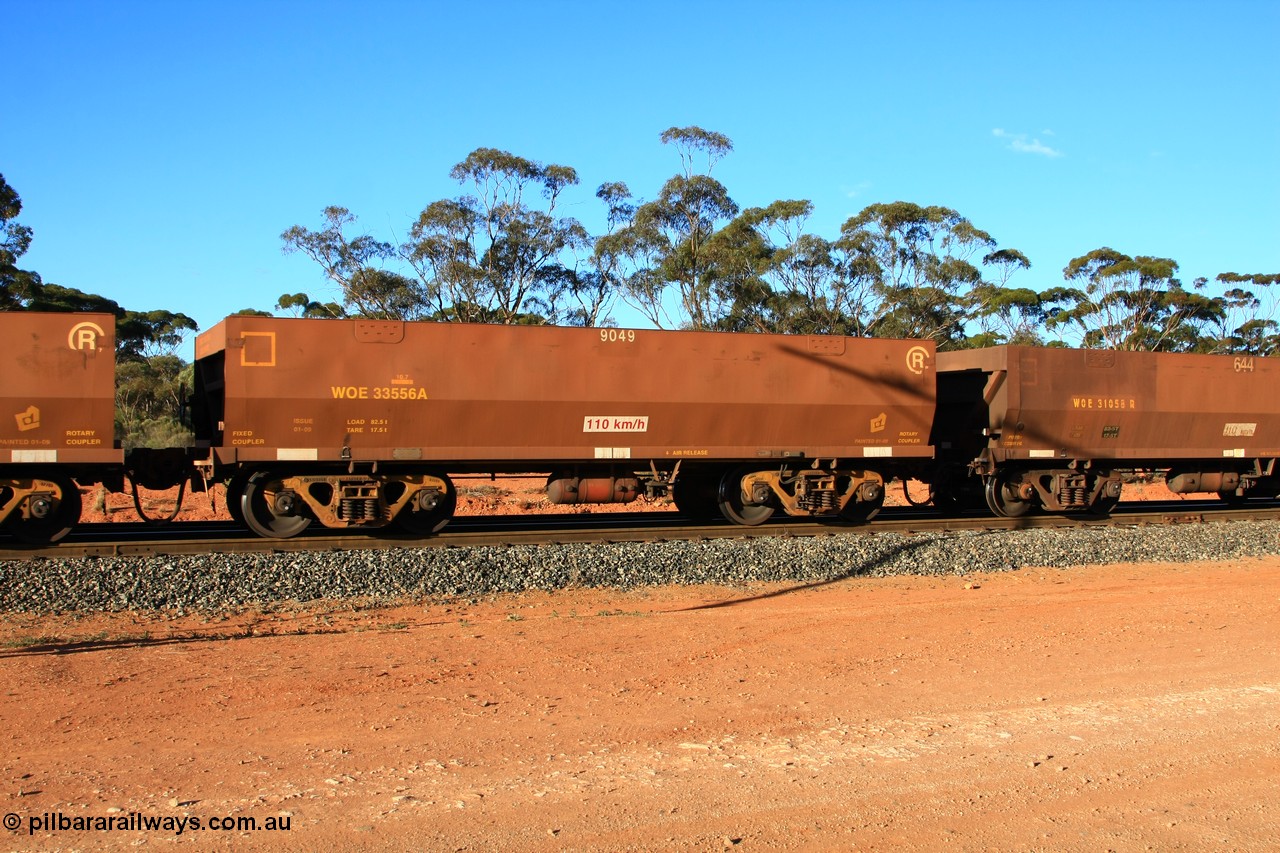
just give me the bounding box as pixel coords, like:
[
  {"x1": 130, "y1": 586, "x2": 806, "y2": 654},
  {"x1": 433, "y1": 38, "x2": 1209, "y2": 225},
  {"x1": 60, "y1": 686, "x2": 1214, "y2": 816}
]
[{"x1": 3, "y1": 521, "x2": 1280, "y2": 614}]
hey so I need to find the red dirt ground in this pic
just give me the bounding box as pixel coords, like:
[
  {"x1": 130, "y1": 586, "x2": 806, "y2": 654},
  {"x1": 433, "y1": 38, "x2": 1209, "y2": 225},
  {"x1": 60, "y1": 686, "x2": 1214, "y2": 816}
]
[
  {"x1": 1, "y1": 557, "x2": 1277, "y2": 850},
  {"x1": 7, "y1": 476, "x2": 1274, "y2": 849}
]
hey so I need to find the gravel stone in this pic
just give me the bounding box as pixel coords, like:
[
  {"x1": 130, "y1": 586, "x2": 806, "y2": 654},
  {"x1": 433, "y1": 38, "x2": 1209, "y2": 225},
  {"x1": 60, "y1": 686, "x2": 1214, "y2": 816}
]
[{"x1": 2, "y1": 521, "x2": 1279, "y2": 614}]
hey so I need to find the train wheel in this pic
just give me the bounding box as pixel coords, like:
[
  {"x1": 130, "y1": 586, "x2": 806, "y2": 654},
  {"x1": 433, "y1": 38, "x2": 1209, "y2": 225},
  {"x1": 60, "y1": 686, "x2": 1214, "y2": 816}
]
[
  {"x1": 396, "y1": 478, "x2": 457, "y2": 535},
  {"x1": 4, "y1": 476, "x2": 81, "y2": 545},
  {"x1": 672, "y1": 472, "x2": 719, "y2": 520},
  {"x1": 717, "y1": 467, "x2": 775, "y2": 526},
  {"x1": 240, "y1": 471, "x2": 310, "y2": 539},
  {"x1": 984, "y1": 475, "x2": 1033, "y2": 518}
]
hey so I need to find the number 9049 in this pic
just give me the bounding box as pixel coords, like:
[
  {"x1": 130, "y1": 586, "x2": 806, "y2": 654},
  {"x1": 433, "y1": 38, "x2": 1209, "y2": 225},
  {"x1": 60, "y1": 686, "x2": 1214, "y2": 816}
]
[{"x1": 599, "y1": 329, "x2": 636, "y2": 344}]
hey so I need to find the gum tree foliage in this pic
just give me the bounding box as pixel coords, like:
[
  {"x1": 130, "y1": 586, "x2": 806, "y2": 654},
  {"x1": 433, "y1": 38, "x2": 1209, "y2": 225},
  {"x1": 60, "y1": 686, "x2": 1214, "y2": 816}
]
[
  {"x1": 0, "y1": 172, "x2": 43, "y2": 309},
  {"x1": 280, "y1": 207, "x2": 416, "y2": 319},
  {"x1": 284, "y1": 152, "x2": 600, "y2": 325},
  {"x1": 101, "y1": 309, "x2": 199, "y2": 448},
  {"x1": 706, "y1": 200, "x2": 872, "y2": 336},
  {"x1": 556, "y1": 181, "x2": 633, "y2": 328},
  {"x1": 1212, "y1": 273, "x2": 1280, "y2": 355},
  {"x1": 744, "y1": 230, "x2": 860, "y2": 335},
  {"x1": 768, "y1": 216, "x2": 893, "y2": 337},
  {"x1": 1046, "y1": 248, "x2": 1225, "y2": 351},
  {"x1": 697, "y1": 199, "x2": 1041, "y2": 344},
  {"x1": 115, "y1": 357, "x2": 195, "y2": 451},
  {"x1": 400, "y1": 148, "x2": 590, "y2": 324},
  {"x1": 964, "y1": 249, "x2": 1047, "y2": 346},
  {"x1": 268, "y1": 133, "x2": 1277, "y2": 348},
  {"x1": 834, "y1": 202, "x2": 1026, "y2": 347},
  {"x1": 598, "y1": 127, "x2": 741, "y2": 329},
  {"x1": 274, "y1": 292, "x2": 345, "y2": 318},
  {"x1": 699, "y1": 200, "x2": 795, "y2": 333}
]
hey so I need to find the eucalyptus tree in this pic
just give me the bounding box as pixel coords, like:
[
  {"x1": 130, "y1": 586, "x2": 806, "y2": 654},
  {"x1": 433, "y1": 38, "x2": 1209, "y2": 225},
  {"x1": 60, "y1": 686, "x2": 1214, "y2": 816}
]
[
  {"x1": 1213, "y1": 272, "x2": 1280, "y2": 355},
  {"x1": 707, "y1": 200, "x2": 871, "y2": 336},
  {"x1": 964, "y1": 248, "x2": 1046, "y2": 346},
  {"x1": 556, "y1": 181, "x2": 634, "y2": 327},
  {"x1": 115, "y1": 356, "x2": 194, "y2": 450},
  {"x1": 114, "y1": 309, "x2": 199, "y2": 362},
  {"x1": 275, "y1": 292, "x2": 345, "y2": 318},
  {"x1": 1046, "y1": 248, "x2": 1224, "y2": 351},
  {"x1": 699, "y1": 201, "x2": 778, "y2": 332},
  {"x1": 600, "y1": 127, "x2": 741, "y2": 329},
  {"x1": 835, "y1": 202, "x2": 1004, "y2": 346},
  {"x1": 280, "y1": 206, "x2": 415, "y2": 319},
  {"x1": 1, "y1": 173, "x2": 43, "y2": 309},
  {"x1": 20, "y1": 281, "x2": 120, "y2": 315},
  {"x1": 757, "y1": 231, "x2": 859, "y2": 335},
  {"x1": 402, "y1": 148, "x2": 589, "y2": 325}
]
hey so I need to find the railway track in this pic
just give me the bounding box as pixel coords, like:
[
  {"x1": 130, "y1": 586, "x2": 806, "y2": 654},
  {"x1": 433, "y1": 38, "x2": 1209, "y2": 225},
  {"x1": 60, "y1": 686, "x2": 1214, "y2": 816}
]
[{"x1": 4, "y1": 499, "x2": 1279, "y2": 561}]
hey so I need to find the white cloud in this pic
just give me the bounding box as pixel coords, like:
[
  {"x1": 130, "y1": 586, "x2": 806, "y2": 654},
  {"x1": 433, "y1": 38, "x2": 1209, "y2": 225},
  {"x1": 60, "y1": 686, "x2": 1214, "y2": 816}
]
[
  {"x1": 1011, "y1": 137, "x2": 1063, "y2": 157},
  {"x1": 841, "y1": 180, "x2": 872, "y2": 199},
  {"x1": 992, "y1": 128, "x2": 1063, "y2": 158}
]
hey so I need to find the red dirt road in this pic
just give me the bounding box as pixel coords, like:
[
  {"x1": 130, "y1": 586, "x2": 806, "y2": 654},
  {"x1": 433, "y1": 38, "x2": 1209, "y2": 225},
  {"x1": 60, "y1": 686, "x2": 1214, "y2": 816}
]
[{"x1": 2, "y1": 557, "x2": 1279, "y2": 850}]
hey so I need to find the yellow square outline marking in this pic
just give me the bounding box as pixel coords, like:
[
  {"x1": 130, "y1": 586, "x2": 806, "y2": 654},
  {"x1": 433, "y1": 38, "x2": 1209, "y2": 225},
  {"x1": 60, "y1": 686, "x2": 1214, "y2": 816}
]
[{"x1": 241, "y1": 332, "x2": 277, "y2": 367}]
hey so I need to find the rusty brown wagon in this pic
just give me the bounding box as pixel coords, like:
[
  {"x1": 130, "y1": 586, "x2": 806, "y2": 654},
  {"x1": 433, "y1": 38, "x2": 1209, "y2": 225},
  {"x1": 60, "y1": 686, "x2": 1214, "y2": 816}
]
[
  {"x1": 0, "y1": 312, "x2": 121, "y2": 542},
  {"x1": 934, "y1": 346, "x2": 1280, "y2": 516},
  {"x1": 192, "y1": 317, "x2": 938, "y2": 538}
]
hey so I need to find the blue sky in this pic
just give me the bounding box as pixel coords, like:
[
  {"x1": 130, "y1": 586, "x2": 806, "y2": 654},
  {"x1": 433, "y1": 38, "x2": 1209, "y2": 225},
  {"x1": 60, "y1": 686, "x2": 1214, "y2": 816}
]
[{"x1": 7, "y1": 0, "x2": 1278, "y2": 352}]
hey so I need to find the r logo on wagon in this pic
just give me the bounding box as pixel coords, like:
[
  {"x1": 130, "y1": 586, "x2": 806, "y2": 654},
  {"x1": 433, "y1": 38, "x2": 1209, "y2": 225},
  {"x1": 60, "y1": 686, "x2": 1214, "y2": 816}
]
[
  {"x1": 906, "y1": 345, "x2": 931, "y2": 375},
  {"x1": 583, "y1": 416, "x2": 649, "y2": 433},
  {"x1": 67, "y1": 321, "x2": 106, "y2": 351}
]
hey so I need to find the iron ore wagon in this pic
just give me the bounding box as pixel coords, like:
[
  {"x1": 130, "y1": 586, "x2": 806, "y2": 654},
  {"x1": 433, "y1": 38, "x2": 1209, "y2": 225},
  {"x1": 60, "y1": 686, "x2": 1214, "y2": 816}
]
[
  {"x1": 0, "y1": 312, "x2": 121, "y2": 542},
  {"x1": 933, "y1": 346, "x2": 1280, "y2": 516},
  {"x1": 191, "y1": 317, "x2": 937, "y2": 537}
]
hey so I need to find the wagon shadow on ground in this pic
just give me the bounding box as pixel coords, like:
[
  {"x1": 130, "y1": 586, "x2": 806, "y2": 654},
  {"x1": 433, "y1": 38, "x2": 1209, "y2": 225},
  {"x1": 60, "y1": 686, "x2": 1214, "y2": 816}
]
[
  {"x1": 3, "y1": 519, "x2": 1043, "y2": 656},
  {"x1": 669, "y1": 526, "x2": 1024, "y2": 612},
  {"x1": 0, "y1": 616, "x2": 453, "y2": 659}
]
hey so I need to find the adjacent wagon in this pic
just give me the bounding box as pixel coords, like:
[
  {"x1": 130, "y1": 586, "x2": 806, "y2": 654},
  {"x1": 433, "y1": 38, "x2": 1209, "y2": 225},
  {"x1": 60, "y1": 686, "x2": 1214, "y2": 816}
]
[
  {"x1": 934, "y1": 346, "x2": 1280, "y2": 516},
  {"x1": 0, "y1": 312, "x2": 120, "y2": 542}
]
